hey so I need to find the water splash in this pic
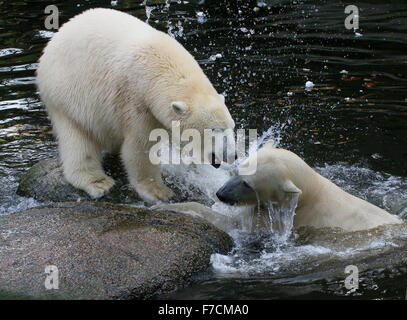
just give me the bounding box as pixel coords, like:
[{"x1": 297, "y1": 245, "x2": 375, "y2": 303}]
[
  {"x1": 196, "y1": 11, "x2": 207, "y2": 24},
  {"x1": 157, "y1": 139, "x2": 234, "y2": 203},
  {"x1": 207, "y1": 127, "x2": 407, "y2": 277},
  {"x1": 167, "y1": 20, "x2": 184, "y2": 38},
  {"x1": 253, "y1": 190, "x2": 262, "y2": 232},
  {"x1": 266, "y1": 193, "x2": 299, "y2": 244},
  {"x1": 0, "y1": 175, "x2": 40, "y2": 216},
  {"x1": 247, "y1": 122, "x2": 285, "y2": 157},
  {"x1": 145, "y1": 6, "x2": 154, "y2": 23},
  {"x1": 315, "y1": 164, "x2": 407, "y2": 219}
]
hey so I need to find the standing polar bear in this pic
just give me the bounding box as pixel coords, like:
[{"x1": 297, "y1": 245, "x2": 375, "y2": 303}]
[
  {"x1": 216, "y1": 143, "x2": 402, "y2": 232},
  {"x1": 37, "y1": 8, "x2": 235, "y2": 202}
]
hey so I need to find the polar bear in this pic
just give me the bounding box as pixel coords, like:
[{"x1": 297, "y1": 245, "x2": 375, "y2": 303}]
[
  {"x1": 36, "y1": 8, "x2": 235, "y2": 202},
  {"x1": 216, "y1": 144, "x2": 402, "y2": 232}
]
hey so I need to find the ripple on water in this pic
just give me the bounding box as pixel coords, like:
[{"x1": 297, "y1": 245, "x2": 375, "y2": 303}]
[{"x1": 0, "y1": 175, "x2": 40, "y2": 216}]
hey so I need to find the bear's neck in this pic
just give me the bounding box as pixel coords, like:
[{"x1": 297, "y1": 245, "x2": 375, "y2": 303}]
[
  {"x1": 294, "y1": 171, "x2": 360, "y2": 228},
  {"x1": 288, "y1": 162, "x2": 324, "y2": 211}
]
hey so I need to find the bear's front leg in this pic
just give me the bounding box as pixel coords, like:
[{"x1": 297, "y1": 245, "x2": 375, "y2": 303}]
[
  {"x1": 50, "y1": 111, "x2": 115, "y2": 199},
  {"x1": 121, "y1": 129, "x2": 173, "y2": 203}
]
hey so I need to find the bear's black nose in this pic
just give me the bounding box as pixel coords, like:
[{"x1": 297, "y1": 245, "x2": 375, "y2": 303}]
[
  {"x1": 216, "y1": 190, "x2": 236, "y2": 205},
  {"x1": 216, "y1": 190, "x2": 226, "y2": 202}
]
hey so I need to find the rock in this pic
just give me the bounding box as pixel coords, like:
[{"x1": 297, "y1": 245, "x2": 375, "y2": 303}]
[
  {"x1": 0, "y1": 202, "x2": 232, "y2": 299},
  {"x1": 153, "y1": 202, "x2": 242, "y2": 233},
  {"x1": 17, "y1": 156, "x2": 213, "y2": 205},
  {"x1": 154, "y1": 202, "x2": 277, "y2": 234},
  {"x1": 17, "y1": 157, "x2": 95, "y2": 202}
]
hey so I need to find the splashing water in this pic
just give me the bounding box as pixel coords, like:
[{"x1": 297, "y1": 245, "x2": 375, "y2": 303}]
[
  {"x1": 145, "y1": 6, "x2": 154, "y2": 23},
  {"x1": 0, "y1": 175, "x2": 40, "y2": 216},
  {"x1": 266, "y1": 193, "x2": 299, "y2": 244},
  {"x1": 196, "y1": 11, "x2": 207, "y2": 24},
  {"x1": 199, "y1": 125, "x2": 407, "y2": 280},
  {"x1": 160, "y1": 123, "x2": 298, "y2": 235},
  {"x1": 249, "y1": 121, "x2": 287, "y2": 154}
]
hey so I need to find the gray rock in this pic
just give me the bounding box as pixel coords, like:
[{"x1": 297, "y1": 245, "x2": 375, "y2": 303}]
[
  {"x1": 17, "y1": 157, "x2": 95, "y2": 202},
  {"x1": 154, "y1": 202, "x2": 276, "y2": 234},
  {"x1": 154, "y1": 202, "x2": 242, "y2": 233},
  {"x1": 17, "y1": 156, "x2": 213, "y2": 205},
  {"x1": 0, "y1": 202, "x2": 233, "y2": 299}
]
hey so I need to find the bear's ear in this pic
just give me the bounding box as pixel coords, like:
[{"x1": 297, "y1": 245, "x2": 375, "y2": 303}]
[
  {"x1": 282, "y1": 180, "x2": 301, "y2": 194},
  {"x1": 171, "y1": 101, "x2": 189, "y2": 116}
]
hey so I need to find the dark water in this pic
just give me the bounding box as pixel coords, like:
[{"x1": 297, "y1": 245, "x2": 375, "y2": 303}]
[{"x1": 0, "y1": 0, "x2": 406, "y2": 299}]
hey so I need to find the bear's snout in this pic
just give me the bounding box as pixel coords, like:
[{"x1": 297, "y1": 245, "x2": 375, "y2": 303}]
[
  {"x1": 216, "y1": 176, "x2": 246, "y2": 205},
  {"x1": 215, "y1": 190, "x2": 228, "y2": 203},
  {"x1": 216, "y1": 189, "x2": 236, "y2": 205}
]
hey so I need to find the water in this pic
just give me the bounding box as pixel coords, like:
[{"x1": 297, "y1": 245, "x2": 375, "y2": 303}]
[
  {"x1": 266, "y1": 193, "x2": 299, "y2": 244},
  {"x1": 182, "y1": 163, "x2": 407, "y2": 299},
  {"x1": 1, "y1": 0, "x2": 406, "y2": 299}
]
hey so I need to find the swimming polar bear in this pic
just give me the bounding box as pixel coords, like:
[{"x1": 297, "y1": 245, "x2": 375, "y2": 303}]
[
  {"x1": 36, "y1": 8, "x2": 235, "y2": 202},
  {"x1": 216, "y1": 144, "x2": 402, "y2": 232}
]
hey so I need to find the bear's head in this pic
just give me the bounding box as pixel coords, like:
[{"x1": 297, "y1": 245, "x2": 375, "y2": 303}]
[
  {"x1": 170, "y1": 91, "x2": 236, "y2": 166},
  {"x1": 216, "y1": 144, "x2": 305, "y2": 205}
]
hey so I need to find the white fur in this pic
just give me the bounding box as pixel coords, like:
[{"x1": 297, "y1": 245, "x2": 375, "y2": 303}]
[
  {"x1": 242, "y1": 144, "x2": 402, "y2": 231},
  {"x1": 36, "y1": 8, "x2": 235, "y2": 202}
]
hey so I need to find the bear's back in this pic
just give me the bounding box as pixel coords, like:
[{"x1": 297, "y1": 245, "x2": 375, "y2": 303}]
[
  {"x1": 39, "y1": 9, "x2": 157, "y2": 64},
  {"x1": 37, "y1": 8, "x2": 202, "y2": 91}
]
